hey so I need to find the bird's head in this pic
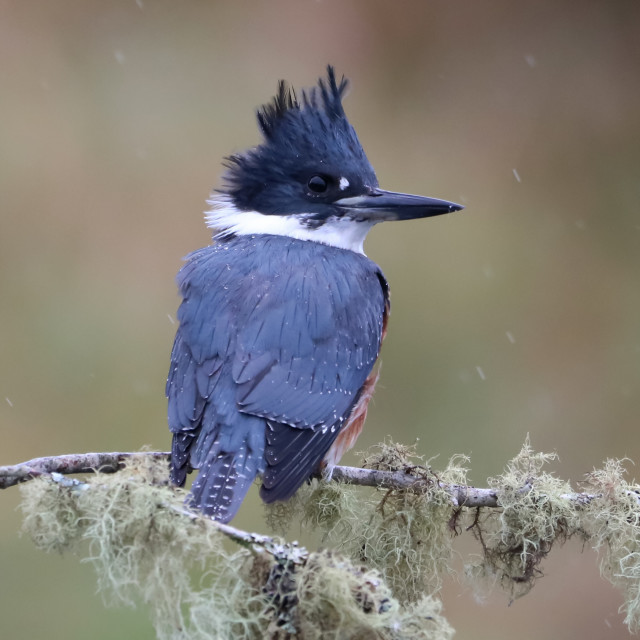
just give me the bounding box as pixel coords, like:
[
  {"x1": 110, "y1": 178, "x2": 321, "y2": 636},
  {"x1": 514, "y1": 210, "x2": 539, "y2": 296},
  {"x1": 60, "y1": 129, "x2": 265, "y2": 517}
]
[{"x1": 206, "y1": 66, "x2": 462, "y2": 253}]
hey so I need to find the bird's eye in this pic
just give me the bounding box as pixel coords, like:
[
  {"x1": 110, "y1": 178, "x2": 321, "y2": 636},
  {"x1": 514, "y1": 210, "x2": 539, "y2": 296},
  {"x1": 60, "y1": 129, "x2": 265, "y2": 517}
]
[{"x1": 307, "y1": 175, "x2": 328, "y2": 193}]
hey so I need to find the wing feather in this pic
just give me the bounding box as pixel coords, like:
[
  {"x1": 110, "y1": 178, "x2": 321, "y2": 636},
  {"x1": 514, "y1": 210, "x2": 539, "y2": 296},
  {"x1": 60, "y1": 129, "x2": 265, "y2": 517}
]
[{"x1": 167, "y1": 235, "x2": 388, "y2": 517}]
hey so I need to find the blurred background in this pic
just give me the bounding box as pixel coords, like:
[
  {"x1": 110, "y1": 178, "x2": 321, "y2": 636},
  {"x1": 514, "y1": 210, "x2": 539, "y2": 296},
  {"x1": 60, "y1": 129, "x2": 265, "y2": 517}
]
[{"x1": 1, "y1": 1, "x2": 639, "y2": 638}]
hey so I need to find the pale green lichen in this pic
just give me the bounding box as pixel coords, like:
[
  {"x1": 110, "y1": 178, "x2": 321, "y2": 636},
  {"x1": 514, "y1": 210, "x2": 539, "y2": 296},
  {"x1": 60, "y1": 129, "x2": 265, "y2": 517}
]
[
  {"x1": 346, "y1": 448, "x2": 465, "y2": 603},
  {"x1": 19, "y1": 455, "x2": 454, "y2": 639},
  {"x1": 264, "y1": 480, "x2": 358, "y2": 541},
  {"x1": 20, "y1": 458, "x2": 268, "y2": 639},
  {"x1": 581, "y1": 458, "x2": 640, "y2": 632},
  {"x1": 19, "y1": 440, "x2": 640, "y2": 637},
  {"x1": 465, "y1": 437, "x2": 579, "y2": 600},
  {"x1": 362, "y1": 439, "x2": 426, "y2": 473},
  {"x1": 346, "y1": 485, "x2": 453, "y2": 603},
  {"x1": 463, "y1": 438, "x2": 640, "y2": 634},
  {"x1": 19, "y1": 474, "x2": 85, "y2": 553},
  {"x1": 292, "y1": 550, "x2": 453, "y2": 640},
  {"x1": 294, "y1": 441, "x2": 465, "y2": 604}
]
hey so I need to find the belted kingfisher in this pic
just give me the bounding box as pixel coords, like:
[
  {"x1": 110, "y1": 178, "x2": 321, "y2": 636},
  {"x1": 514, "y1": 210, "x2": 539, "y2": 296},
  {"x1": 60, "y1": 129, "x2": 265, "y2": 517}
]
[{"x1": 167, "y1": 66, "x2": 462, "y2": 523}]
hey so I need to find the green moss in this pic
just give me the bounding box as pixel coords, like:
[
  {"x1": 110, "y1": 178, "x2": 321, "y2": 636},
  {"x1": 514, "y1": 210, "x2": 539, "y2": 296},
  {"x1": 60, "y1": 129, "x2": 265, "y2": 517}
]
[
  {"x1": 465, "y1": 438, "x2": 579, "y2": 600},
  {"x1": 20, "y1": 474, "x2": 86, "y2": 553},
  {"x1": 296, "y1": 442, "x2": 464, "y2": 604},
  {"x1": 19, "y1": 454, "x2": 454, "y2": 639},
  {"x1": 20, "y1": 457, "x2": 268, "y2": 639},
  {"x1": 291, "y1": 550, "x2": 453, "y2": 640},
  {"x1": 263, "y1": 479, "x2": 359, "y2": 541},
  {"x1": 21, "y1": 440, "x2": 640, "y2": 636},
  {"x1": 581, "y1": 458, "x2": 640, "y2": 632},
  {"x1": 263, "y1": 481, "x2": 311, "y2": 536},
  {"x1": 362, "y1": 439, "x2": 426, "y2": 473},
  {"x1": 349, "y1": 486, "x2": 453, "y2": 603}
]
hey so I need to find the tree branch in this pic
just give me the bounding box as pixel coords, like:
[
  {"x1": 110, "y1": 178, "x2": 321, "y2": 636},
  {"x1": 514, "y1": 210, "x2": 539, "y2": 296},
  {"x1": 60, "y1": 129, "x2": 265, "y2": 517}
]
[
  {"x1": 166, "y1": 502, "x2": 309, "y2": 563},
  {"x1": 330, "y1": 464, "x2": 501, "y2": 507},
  {"x1": 42, "y1": 471, "x2": 310, "y2": 563},
  {"x1": 0, "y1": 451, "x2": 169, "y2": 489},
  {"x1": 3, "y1": 450, "x2": 631, "y2": 509}
]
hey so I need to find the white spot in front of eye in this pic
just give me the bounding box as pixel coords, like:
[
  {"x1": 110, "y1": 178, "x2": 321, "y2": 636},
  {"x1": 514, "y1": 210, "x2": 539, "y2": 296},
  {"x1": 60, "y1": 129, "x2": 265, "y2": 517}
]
[{"x1": 339, "y1": 177, "x2": 350, "y2": 190}]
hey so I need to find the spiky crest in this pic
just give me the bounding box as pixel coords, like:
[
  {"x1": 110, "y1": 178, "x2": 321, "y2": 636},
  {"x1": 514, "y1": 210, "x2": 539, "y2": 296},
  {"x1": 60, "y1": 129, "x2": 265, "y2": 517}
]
[
  {"x1": 254, "y1": 66, "x2": 349, "y2": 140},
  {"x1": 256, "y1": 80, "x2": 299, "y2": 138}
]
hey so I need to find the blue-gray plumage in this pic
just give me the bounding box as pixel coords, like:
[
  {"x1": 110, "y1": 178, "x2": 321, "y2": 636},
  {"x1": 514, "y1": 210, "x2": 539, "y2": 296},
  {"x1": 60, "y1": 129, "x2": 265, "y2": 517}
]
[
  {"x1": 168, "y1": 234, "x2": 388, "y2": 518},
  {"x1": 167, "y1": 66, "x2": 462, "y2": 522}
]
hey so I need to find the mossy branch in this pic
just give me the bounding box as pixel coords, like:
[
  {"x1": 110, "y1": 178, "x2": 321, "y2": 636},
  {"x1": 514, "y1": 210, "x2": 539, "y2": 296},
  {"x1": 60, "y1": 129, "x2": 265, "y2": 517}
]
[
  {"x1": 0, "y1": 451, "x2": 169, "y2": 489},
  {"x1": 17, "y1": 456, "x2": 454, "y2": 639},
  {"x1": 3, "y1": 450, "x2": 637, "y2": 510},
  {"x1": 6, "y1": 442, "x2": 640, "y2": 637}
]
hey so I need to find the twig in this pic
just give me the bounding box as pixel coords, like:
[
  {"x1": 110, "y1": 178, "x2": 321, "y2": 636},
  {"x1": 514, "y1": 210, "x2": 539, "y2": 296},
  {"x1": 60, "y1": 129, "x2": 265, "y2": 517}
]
[{"x1": 167, "y1": 503, "x2": 308, "y2": 563}]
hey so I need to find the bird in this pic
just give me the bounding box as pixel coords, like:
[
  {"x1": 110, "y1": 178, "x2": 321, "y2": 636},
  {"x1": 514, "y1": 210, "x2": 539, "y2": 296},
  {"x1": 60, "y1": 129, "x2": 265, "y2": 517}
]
[{"x1": 166, "y1": 66, "x2": 462, "y2": 523}]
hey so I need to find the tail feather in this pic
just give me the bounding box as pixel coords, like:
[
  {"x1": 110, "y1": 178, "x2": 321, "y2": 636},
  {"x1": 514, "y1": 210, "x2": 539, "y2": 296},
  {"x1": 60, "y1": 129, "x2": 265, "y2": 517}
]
[
  {"x1": 188, "y1": 446, "x2": 260, "y2": 522},
  {"x1": 170, "y1": 432, "x2": 195, "y2": 486}
]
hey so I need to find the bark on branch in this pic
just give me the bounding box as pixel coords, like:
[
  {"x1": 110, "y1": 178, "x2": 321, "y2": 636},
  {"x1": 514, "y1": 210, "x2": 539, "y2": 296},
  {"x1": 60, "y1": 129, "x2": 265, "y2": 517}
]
[
  {"x1": 1, "y1": 450, "x2": 624, "y2": 509},
  {"x1": 0, "y1": 451, "x2": 169, "y2": 489}
]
